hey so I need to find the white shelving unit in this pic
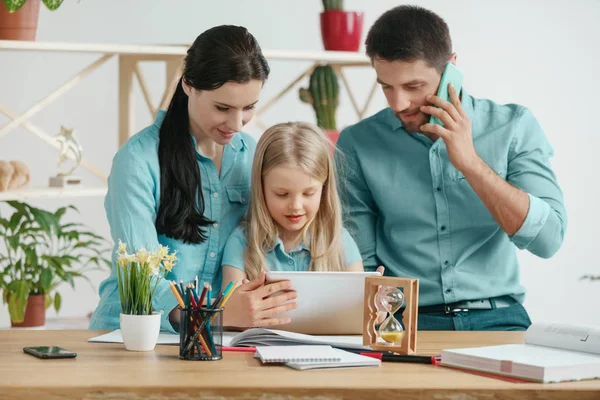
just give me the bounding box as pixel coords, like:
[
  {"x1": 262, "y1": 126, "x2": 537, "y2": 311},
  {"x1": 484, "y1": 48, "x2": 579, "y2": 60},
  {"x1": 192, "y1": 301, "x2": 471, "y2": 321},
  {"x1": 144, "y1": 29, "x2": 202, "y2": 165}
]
[
  {"x1": 0, "y1": 186, "x2": 107, "y2": 201},
  {"x1": 0, "y1": 41, "x2": 377, "y2": 201}
]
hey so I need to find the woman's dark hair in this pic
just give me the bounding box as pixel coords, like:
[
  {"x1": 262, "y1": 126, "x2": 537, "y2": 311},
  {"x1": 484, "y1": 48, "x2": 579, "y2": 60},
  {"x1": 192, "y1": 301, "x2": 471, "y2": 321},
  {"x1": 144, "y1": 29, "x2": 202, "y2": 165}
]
[
  {"x1": 156, "y1": 25, "x2": 270, "y2": 244},
  {"x1": 365, "y1": 5, "x2": 452, "y2": 74}
]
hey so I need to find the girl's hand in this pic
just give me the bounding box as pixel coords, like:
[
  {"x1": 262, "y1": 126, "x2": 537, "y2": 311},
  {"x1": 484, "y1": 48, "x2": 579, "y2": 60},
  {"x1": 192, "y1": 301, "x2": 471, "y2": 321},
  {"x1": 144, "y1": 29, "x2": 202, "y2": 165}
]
[{"x1": 223, "y1": 273, "x2": 297, "y2": 328}]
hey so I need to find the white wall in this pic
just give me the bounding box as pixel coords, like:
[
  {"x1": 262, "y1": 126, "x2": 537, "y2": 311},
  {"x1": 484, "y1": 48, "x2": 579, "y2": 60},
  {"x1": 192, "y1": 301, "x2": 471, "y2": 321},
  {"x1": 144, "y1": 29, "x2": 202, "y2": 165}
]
[{"x1": 1, "y1": 0, "x2": 598, "y2": 328}]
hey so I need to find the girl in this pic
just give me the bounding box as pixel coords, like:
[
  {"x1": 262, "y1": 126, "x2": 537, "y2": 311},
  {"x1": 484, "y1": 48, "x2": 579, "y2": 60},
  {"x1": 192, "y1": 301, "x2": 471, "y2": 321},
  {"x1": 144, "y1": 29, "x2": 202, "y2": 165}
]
[
  {"x1": 221, "y1": 122, "x2": 365, "y2": 328},
  {"x1": 90, "y1": 25, "x2": 290, "y2": 332}
]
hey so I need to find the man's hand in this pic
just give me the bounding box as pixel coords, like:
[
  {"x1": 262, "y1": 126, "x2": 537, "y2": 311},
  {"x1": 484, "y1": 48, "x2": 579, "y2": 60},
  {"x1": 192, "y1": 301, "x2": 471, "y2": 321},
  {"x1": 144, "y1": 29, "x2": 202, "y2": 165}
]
[
  {"x1": 420, "y1": 83, "x2": 482, "y2": 174},
  {"x1": 223, "y1": 273, "x2": 297, "y2": 328}
]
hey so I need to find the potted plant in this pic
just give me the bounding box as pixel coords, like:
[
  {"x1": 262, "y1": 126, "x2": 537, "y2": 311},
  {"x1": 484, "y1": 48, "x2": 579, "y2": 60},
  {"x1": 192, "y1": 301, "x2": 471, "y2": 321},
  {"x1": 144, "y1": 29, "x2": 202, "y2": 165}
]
[
  {"x1": 320, "y1": 0, "x2": 364, "y2": 52},
  {"x1": 116, "y1": 241, "x2": 176, "y2": 351},
  {"x1": 299, "y1": 65, "x2": 341, "y2": 146},
  {"x1": 0, "y1": 0, "x2": 63, "y2": 41},
  {"x1": 0, "y1": 200, "x2": 110, "y2": 327}
]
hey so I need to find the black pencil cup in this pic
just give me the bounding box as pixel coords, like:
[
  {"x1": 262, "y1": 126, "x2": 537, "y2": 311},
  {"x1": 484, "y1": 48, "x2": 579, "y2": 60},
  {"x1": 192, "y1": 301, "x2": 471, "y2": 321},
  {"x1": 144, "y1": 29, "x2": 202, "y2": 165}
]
[{"x1": 179, "y1": 307, "x2": 223, "y2": 361}]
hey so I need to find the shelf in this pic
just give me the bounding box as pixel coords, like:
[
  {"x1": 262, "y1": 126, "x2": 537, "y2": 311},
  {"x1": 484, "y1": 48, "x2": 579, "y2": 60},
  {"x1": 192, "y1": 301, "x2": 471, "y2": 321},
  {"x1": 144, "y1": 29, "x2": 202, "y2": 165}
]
[
  {"x1": 0, "y1": 186, "x2": 107, "y2": 201},
  {"x1": 0, "y1": 40, "x2": 370, "y2": 64}
]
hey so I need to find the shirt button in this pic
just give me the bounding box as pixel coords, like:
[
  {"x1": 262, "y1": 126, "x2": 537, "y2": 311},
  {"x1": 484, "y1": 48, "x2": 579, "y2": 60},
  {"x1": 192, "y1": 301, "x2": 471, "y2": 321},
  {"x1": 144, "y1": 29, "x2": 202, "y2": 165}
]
[
  {"x1": 441, "y1": 225, "x2": 446, "y2": 231},
  {"x1": 288, "y1": 259, "x2": 294, "y2": 266},
  {"x1": 444, "y1": 260, "x2": 449, "y2": 265},
  {"x1": 213, "y1": 192, "x2": 219, "y2": 198},
  {"x1": 212, "y1": 223, "x2": 218, "y2": 228},
  {"x1": 209, "y1": 252, "x2": 215, "y2": 258},
  {"x1": 436, "y1": 187, "x2": 441, "y2": 192}
]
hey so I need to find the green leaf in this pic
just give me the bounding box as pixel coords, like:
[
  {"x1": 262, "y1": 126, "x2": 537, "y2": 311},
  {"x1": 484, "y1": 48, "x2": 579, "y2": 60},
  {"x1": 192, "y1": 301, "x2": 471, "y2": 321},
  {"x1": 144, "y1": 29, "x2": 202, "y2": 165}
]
[
  {"x1": 2, "y1": 0, "x2": 27, "y2": 13},
  {"x1": 0, "y1": 216, "x2": 9, "y2": 230},
  {"x1": 53, "y1": 291, "x2": 62, "y2": 312},
  {"x1": 42, "y1": 0, "x2": 63, "y2": 11},
  {"x1": 44, "y1": 294, "x2": 52, "y2": 309},
  {"x1": 6, "y1": 280, "x2": 29, "y2": 323},
  {"x1": 7, "y1": 235, "x2": 19, "y2": 250},
  {"x1": 30, "y1": 207, "x2": 59, "y2": 236},
  {"x1": 8, "y1": 211, "x2": 25, "y2": 232},
  {"x1": 39, "y1": 268, "x2": 52, "y2": 291}
]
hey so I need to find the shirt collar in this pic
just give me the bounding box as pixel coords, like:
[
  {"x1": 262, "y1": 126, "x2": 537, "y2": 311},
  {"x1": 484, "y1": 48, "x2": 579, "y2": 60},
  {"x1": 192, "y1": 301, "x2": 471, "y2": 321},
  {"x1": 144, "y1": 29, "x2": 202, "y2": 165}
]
[{"x1": 270, "y1": 232, "x2": 311, "y2": 254}]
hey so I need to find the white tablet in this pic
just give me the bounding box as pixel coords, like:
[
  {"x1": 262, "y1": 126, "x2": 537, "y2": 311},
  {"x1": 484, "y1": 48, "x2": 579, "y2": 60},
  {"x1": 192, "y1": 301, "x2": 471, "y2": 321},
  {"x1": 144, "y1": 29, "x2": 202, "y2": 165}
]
[{"x1": 265, "y1": 271, "x2": 381, "y2": 335}]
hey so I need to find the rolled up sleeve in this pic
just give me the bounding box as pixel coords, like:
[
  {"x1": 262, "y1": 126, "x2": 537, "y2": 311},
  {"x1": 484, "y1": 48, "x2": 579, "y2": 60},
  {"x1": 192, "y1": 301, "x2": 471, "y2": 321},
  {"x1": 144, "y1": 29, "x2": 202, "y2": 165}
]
[{"x1": 508, "y1": 107, "x2": 567, "y2": 258}]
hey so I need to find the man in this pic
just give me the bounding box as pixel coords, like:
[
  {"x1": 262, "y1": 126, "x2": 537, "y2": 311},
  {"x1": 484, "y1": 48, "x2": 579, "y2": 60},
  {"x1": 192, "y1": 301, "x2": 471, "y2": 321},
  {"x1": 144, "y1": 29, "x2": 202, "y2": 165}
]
[{"x1": 336, "y1": 5, "x2": 566, "y2": 330}]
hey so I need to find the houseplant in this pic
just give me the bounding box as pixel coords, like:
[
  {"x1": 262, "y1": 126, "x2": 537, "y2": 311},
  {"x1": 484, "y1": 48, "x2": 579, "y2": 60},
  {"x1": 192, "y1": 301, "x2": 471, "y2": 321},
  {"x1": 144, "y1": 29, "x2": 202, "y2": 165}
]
[
  {"x1": 116, "y1": 241, "x2": 176, "y2": 351},
  {"x1": 320, "y1": 0, "x2": 364, "y2": 52},
  {"x1": 0, "y1": 0, "x2": 64, "y2": 41},
  {"x1": 299, "y1": 65, "x2": 341, "y2": 145},
  {"x1": 0, "y1": 200, "x2": 110, "y2": 327}
]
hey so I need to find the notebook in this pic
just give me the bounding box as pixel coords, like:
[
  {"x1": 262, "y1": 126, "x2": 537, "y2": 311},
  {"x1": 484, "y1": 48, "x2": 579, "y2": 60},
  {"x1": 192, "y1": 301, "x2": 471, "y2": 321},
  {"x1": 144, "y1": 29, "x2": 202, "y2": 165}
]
[
  {"x1": 225, "y1": 328, "x2": 368, "y2": 350},
  {"x1": 255, "y1": 345, "x2": 340, "y2": 363},
  {"x1": 441, "y1": 322, "x2": 600, "y2": 383},
  {"x1": 286, "y1": 348, "x2": 382, "y2": 370}
]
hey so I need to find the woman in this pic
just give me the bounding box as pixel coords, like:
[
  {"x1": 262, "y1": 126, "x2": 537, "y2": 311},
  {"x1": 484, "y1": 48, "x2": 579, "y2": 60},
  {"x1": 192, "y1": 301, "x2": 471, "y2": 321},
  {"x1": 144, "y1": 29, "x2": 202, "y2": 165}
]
[{"x1": 90, "y1": 25, "x2": 292, "y2": 332}]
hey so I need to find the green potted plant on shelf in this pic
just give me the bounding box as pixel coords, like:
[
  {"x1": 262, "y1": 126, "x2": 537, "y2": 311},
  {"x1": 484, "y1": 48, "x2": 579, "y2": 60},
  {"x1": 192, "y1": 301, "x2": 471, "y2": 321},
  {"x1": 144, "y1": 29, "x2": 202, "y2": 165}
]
[
  {"x1": 0, "y1": 200, "x2": 110, "y2": 327},
  {"x1": 299, "y1": 64, "x2": 341, "y2": 146},
  {"x1": 320, "y1": 0, "x2": 364, "y2": 52},
  {"x1": 0, "y1": 0, "x2": 64, "y2": 41}
]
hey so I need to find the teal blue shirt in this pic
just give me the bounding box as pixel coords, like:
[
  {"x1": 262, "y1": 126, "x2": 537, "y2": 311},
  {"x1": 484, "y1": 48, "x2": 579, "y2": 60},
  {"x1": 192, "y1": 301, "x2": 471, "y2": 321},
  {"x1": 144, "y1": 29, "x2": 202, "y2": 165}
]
[
  {"x1": 89, "y1": 111, "x2": 255, "y2": 332},
  {"x1": 335, "y1": 93, "x2": 566, "y2": 307},
  {"x1": 221, "y1": 226, "x2": 362, "y2": 272}
]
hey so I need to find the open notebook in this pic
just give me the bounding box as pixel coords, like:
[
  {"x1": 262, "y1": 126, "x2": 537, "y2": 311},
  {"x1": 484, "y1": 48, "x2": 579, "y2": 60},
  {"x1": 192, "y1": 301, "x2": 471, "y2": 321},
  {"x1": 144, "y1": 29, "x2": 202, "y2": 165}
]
[
  {"x1": 254, "y1": 345, "x2": 381, "y2": 370},
  {"x1": 88, "y1": 328, "x2": 367, "y2": 350},
  {"x1": 441, "y1": 322, "x2": 600, "y2": 383}
]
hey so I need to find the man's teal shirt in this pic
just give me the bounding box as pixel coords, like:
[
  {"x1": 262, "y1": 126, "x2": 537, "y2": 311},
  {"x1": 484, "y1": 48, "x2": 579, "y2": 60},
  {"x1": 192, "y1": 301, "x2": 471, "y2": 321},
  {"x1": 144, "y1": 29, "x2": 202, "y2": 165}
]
[{"x1": 336, "y1": 92, "x2": 566, "y2": 307}]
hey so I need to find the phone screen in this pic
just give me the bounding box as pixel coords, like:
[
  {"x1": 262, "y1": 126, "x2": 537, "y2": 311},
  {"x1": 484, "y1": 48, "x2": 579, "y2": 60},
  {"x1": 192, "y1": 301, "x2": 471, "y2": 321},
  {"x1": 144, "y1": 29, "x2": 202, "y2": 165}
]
[
  {"x1": 429, "y1": 63, "x2": 464, "y2": 126},
  {"x1": 23, "y1": 346, "x2": 77, "y2": 359}
]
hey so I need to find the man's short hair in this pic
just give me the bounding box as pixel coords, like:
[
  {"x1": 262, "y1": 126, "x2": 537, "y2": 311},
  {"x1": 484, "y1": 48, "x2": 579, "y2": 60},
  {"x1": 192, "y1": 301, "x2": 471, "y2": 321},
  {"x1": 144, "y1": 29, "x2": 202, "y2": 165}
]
[{"x1": 365, "y1": 5, "x2": 452, "y2": 74}]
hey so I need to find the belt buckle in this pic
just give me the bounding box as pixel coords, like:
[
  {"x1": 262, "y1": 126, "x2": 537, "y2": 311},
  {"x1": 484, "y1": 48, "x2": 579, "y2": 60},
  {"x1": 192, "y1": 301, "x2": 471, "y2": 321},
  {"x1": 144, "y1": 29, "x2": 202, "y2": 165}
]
[{"x1": 444, "y1": 305, "x2": 469, "y2": 314}]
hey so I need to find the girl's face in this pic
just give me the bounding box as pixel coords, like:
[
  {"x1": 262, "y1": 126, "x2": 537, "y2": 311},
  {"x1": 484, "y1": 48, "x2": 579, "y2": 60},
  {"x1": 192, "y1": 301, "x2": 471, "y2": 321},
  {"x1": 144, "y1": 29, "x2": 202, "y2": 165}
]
[
  {"x1": 263, "y1": 165, "x2": 324, "y2": 239},
  {"x1": 182, "y1": 79, "x2": 263, "y2": 145}
]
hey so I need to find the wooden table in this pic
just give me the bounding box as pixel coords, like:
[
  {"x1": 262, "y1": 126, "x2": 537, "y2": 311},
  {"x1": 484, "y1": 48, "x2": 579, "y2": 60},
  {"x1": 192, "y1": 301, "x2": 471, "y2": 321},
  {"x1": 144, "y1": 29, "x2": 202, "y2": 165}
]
[{"x1": 0, "y1": 330, "x2": 598, "y2": 399}]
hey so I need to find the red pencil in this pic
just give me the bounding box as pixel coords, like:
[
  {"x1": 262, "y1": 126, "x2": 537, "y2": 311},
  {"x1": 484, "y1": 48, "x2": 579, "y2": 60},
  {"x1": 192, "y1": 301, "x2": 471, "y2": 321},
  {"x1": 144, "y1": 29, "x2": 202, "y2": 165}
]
[{"x1": 220, "y1": 346, "x2": 256, "y2": 353}]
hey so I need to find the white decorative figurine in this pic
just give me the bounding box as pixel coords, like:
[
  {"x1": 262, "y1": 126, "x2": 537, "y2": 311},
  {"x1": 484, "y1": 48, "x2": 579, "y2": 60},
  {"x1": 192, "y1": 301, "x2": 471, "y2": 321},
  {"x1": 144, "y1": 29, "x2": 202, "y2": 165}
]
[{"x1": 49, "y1": 126, "x2": 83, "y2": 187}]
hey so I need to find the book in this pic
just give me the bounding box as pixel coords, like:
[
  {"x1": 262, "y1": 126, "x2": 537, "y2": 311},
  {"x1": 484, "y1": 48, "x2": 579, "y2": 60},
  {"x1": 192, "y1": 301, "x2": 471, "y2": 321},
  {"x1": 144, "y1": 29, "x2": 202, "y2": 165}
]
[
  {"x1": 285, "y1": 348, "x2": 381, "y2": 370},
  {"x1": 88, "y1": 329, "x2": 179, "y2": 345},
  {"x1": 255, "y1": 345, "x2": 341, "y2": 363},
  {"x1": 441, "y1": 322, "x2": 600, "y2": 383},
  {"x1": 224, "y1": 328, "x2": 368, "y2": 350}
]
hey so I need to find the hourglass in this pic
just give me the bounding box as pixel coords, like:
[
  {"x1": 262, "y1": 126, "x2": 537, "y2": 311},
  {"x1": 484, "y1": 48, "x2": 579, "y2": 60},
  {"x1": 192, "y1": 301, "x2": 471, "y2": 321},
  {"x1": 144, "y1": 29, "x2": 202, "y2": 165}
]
[
  {"x1": 363, "y1": 276, "x2": 419, "y2": 354},
  {"x1": 377, "y1": 286, "x2": 405, "y2": 345}
]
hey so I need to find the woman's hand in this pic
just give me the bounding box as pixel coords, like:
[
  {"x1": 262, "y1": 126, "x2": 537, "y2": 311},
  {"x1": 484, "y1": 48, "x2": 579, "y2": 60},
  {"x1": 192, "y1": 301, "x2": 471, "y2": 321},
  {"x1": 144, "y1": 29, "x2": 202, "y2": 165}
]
[{"x1": 223, "y1": 273, "x2": 297, "y2": 328}]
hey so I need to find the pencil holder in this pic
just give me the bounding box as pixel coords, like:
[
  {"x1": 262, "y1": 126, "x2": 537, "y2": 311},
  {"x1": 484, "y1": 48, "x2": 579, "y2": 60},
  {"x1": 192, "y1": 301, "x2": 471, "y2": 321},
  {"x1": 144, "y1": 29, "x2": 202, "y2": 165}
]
[{"x1": 179, "y1": 307, "x2": 223, "y2": 361}]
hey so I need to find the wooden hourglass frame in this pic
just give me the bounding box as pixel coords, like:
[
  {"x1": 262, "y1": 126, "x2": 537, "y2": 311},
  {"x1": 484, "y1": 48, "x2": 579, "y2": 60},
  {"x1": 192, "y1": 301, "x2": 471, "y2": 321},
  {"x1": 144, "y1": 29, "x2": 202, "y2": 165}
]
[{"x1": 363, "y1": 277, "x2": 419, "y2": 354}]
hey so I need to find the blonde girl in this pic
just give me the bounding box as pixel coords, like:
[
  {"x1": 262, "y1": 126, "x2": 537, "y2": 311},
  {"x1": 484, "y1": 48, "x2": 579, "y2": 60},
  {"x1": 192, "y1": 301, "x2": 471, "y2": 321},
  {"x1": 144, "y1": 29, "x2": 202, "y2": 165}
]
[{"x1": 221, "y1": 122, "x2": 364, "y2": 328}]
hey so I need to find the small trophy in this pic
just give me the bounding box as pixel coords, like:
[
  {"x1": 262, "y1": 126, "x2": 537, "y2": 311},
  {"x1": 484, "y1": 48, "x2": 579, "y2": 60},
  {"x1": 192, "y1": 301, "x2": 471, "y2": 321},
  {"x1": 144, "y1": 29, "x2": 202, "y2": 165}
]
[{"x1": 49, "y1": 126, "x2": 83, "y2": 187}]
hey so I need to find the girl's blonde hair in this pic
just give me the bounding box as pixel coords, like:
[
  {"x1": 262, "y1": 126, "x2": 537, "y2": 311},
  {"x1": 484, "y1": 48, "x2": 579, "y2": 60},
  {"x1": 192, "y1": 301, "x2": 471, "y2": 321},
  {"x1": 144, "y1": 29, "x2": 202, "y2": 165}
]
[{"x1": 244, "y1": 122, "x2": 344, "y2": 280}]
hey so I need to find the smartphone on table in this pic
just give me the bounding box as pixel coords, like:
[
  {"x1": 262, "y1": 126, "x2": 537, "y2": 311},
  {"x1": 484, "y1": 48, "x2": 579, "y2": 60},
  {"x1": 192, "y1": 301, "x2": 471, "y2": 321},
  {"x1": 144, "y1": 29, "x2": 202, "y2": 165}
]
[
  {"x1": 23, "y1": 346, "x2": 77, "y2": 359},
  {"x1": 429, "y1": 63, "x2": 464, "y2": 127}
]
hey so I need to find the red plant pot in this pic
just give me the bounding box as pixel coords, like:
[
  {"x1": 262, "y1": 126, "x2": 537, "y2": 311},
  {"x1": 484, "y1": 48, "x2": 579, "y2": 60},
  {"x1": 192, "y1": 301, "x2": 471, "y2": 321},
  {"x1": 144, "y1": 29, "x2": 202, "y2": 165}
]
[
  {"x1": 320, "y1": 10, "x2": 364, "y2": 52},
  {"x1": 0, "y1": 0, "x2": 41, "y2": 41},
  {"x1": 10, "y1": 294, "x2": 46, "y2": 328}
]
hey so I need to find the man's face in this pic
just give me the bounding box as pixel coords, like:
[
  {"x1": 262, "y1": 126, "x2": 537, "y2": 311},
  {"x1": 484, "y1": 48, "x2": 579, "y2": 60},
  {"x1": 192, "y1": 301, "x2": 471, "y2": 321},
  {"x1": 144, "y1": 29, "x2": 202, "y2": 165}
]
[{"x1": 373, "y1": 58, "x2": 442, "y2": 133}]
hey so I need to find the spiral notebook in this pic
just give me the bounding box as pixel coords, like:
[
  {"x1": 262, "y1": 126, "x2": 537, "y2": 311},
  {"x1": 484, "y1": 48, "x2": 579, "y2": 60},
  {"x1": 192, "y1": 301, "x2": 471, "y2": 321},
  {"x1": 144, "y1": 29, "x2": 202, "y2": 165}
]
[{"x1": 255, "y1": 345, "x2": 341, "y2": 364}]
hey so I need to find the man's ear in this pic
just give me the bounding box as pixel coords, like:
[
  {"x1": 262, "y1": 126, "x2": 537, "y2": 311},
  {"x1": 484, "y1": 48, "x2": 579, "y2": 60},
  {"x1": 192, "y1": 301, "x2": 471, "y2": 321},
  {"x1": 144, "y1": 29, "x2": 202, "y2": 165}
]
[
  {"x1": 449, "y1": 52, "x2": 457, "y2": 65},
  {"x1": 181, "y1": 79, "x2": 192, "y2": 97}
]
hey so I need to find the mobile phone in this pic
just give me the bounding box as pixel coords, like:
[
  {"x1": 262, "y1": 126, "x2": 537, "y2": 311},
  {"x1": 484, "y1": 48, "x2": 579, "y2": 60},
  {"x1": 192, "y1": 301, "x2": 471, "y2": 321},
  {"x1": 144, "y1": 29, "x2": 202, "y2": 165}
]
[
  {"x1": 429, "y1": 63, "x2": 464, "y2": 127},
  {"x1": 23, "y1": 346, "x2": 77, "y2": 359}
]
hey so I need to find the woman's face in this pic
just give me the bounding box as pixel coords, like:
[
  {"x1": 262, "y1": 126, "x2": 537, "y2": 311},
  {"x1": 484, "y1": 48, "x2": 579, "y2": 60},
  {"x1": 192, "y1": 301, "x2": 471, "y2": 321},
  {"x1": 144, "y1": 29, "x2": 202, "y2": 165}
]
[{"x1": 182, "y1": 79, "x2": 263, "y2": 145}]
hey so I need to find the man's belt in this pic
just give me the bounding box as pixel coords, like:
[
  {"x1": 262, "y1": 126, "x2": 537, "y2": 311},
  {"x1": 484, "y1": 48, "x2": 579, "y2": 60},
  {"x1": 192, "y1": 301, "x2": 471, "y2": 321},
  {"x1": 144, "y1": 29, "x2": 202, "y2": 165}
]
[{"x1": 418, "y1": 296, "x2": 516, "y2": 314}]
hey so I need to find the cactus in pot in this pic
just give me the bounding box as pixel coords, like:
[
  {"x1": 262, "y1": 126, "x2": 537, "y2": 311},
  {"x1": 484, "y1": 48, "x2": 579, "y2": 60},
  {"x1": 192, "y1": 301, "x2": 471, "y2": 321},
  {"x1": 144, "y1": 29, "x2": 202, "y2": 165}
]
[{"x1": 299, "y1": 65, "x2": 339, "y2": 131}]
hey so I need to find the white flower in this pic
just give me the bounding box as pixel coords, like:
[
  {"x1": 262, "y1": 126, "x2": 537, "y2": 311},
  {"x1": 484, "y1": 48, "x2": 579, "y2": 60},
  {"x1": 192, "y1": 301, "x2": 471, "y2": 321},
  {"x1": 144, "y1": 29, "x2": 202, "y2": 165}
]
[
  {"x1": 136, "y1": 248, "x2": 150, "y2": 265},
  {"x1": 117, "y1": 240, "x2": 127, "y2": 255},
  {"x1": 163, "y1": 260, "x2": 175, "y2": 272},
  {"x1": 117, "y1": 252, "x2": 135, "y2": 267},
  {"x1": 158, "y1": 244, "x2": 169, "y2": 259},
  {"x1": 148, "y1": 253, "x2": 161, "y2": 275}
]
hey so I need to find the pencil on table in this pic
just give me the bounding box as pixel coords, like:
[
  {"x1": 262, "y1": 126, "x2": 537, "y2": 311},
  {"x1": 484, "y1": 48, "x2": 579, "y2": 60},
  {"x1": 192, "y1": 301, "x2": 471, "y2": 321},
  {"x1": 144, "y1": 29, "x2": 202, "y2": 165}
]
[{"x1": 169, "y1": 281, "x2": 185, "y2": 308}]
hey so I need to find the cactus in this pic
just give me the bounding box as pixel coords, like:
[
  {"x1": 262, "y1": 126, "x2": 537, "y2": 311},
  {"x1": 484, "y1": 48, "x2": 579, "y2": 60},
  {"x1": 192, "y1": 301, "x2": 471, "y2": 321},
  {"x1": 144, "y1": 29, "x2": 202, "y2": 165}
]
[
  {"x1": 299, "y1": 65, "x2": 339, "y2": 131},
  {"x1": 322, "y1": 0, "x2": 343, "y2": 11}
]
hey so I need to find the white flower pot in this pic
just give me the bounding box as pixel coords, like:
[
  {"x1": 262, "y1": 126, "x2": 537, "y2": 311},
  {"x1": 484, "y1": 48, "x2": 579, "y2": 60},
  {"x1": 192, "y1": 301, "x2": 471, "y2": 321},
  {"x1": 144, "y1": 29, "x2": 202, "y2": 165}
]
[{"x1": 119, "y1": 312, "x2": 161, "y2": 351}]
